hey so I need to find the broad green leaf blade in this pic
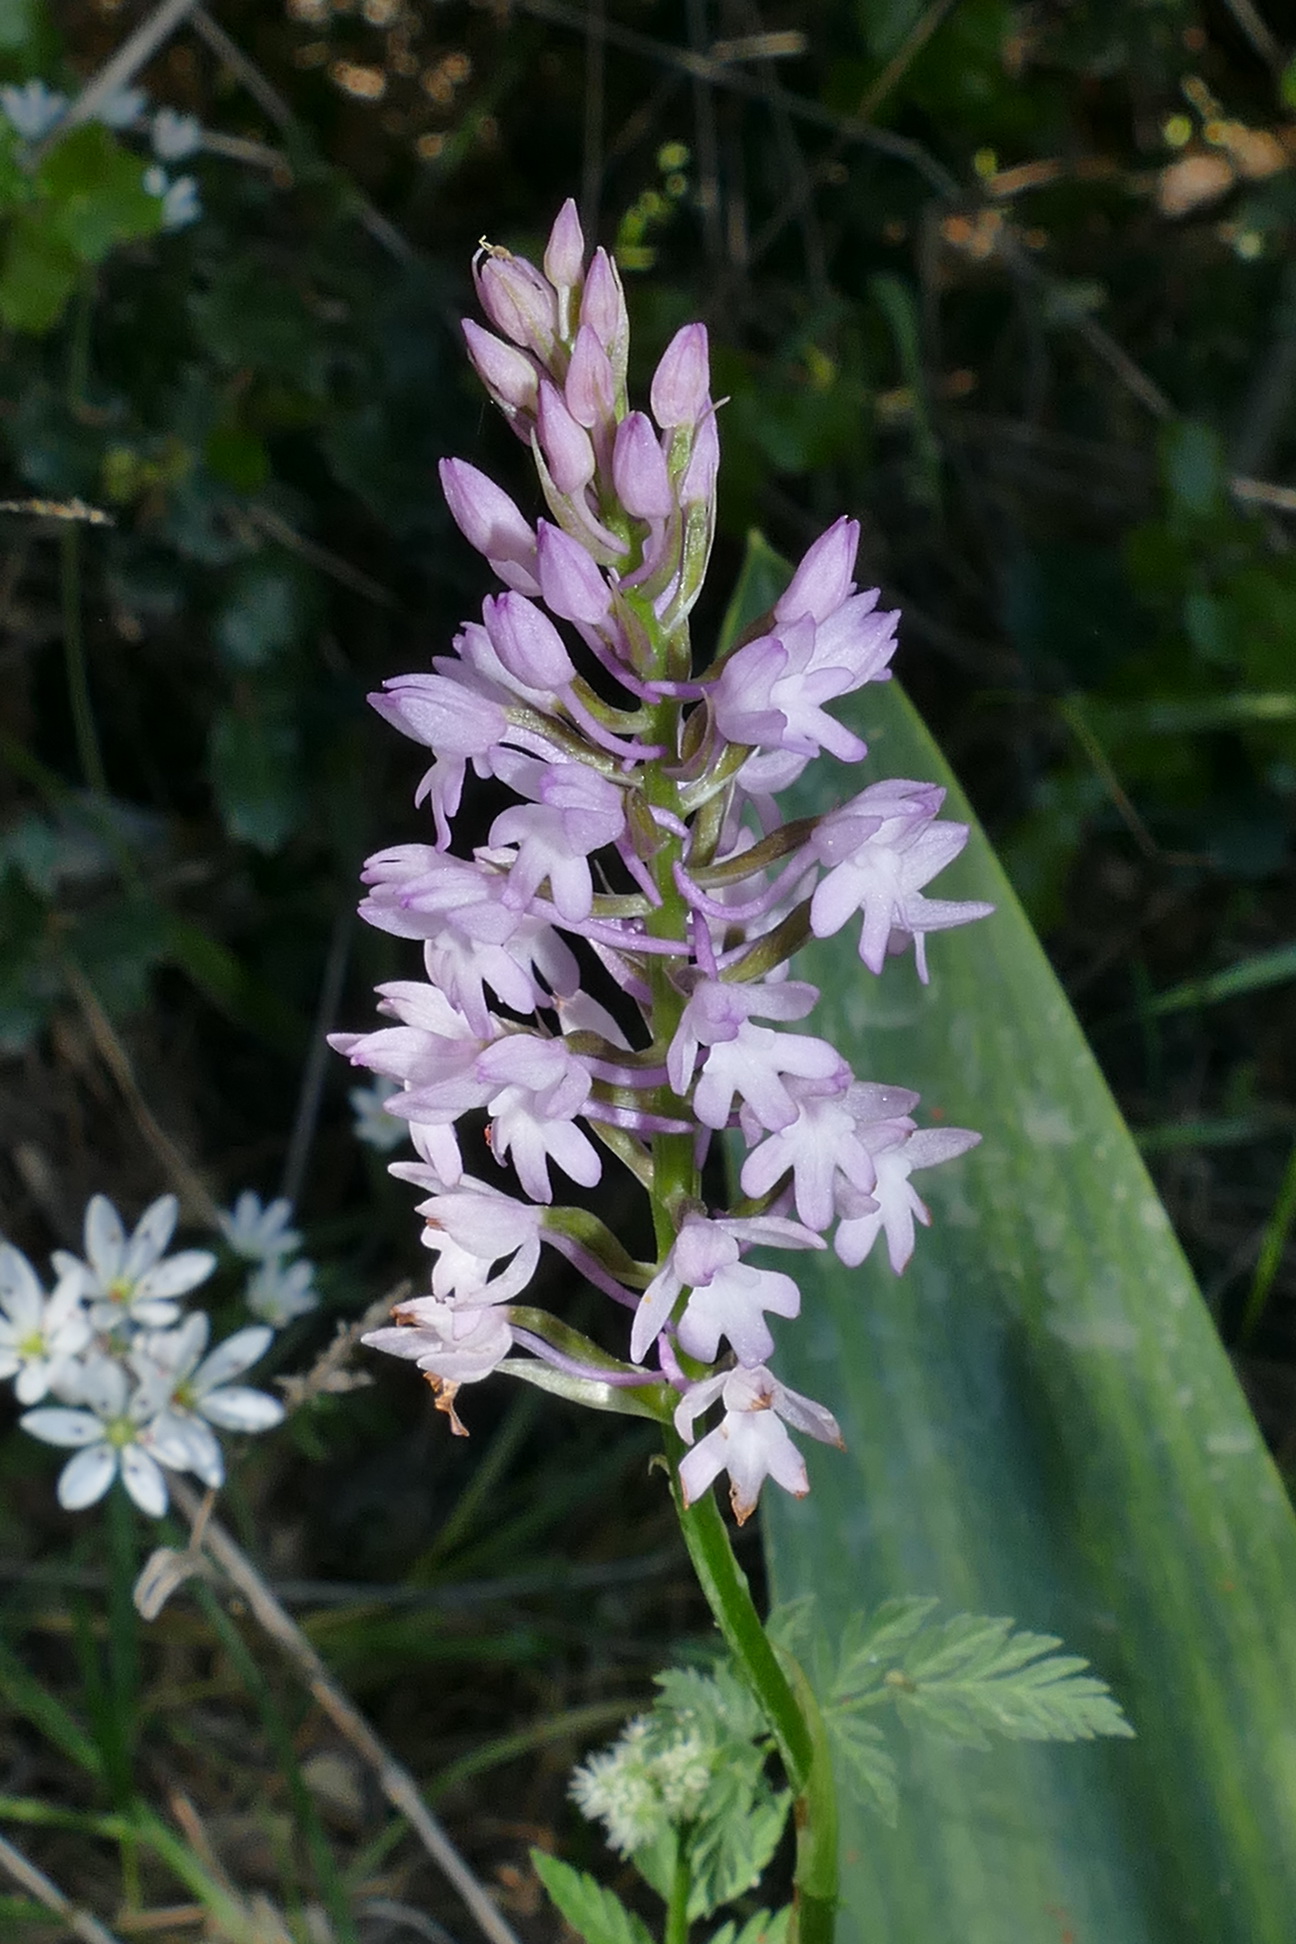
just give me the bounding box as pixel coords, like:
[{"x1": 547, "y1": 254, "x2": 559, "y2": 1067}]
[{"x1": 761, "y1": 675, "x2": 1296, "y2": 1943}]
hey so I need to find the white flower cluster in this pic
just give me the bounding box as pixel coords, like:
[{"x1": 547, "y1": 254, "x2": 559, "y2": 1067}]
[
  {"x1": 218, "y1": 1191, "x2": 320, "y2": 1329},
  {"x1": 1, "y1": 1194, "x2": 283, "y2": 1518},
  {"x1": 348, "y1": 1074, "x2": 409, "y2": 1154},
  {"x1": 570, "y1": 1714, "x2": 712, "y2": 1857},
  {"x1": 0, "y1": 79, "x2": 203, "y2": 229}
]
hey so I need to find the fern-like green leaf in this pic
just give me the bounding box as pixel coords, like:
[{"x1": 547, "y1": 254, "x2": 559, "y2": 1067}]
[
  {"x1": 881, "y1": 1613, "x2": 1134, "y2": 1748},
  {"x1": 824, "y1": 1713, "x2": 900, "y2": 1826},
  {"x1": 686, "y1": 1782, "x2": 790, "y2": 1919},
  {"x1": 831, "y1": 1598, "x2": 941, "y2": 1702},
  {"x1": 765, "y1": 1595, "x2": 818, "y2": 1658},
  {"x1": 530, "y1": 1850, "x2": 655, "y2": 1944},
  {"x1": 709, "y1": 1908, "x2": 792, "y2": 1944},
  {"x1": 652, "y1": 1661, "x2": 768, "y2": 1746}
]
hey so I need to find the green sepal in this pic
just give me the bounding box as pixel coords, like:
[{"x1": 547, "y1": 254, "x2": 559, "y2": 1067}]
[
  {"x1": 725, "y1": 900, "x2": 813, "y2": 982},
  {"x1": 587, "y1": 1117, "x2": 655, "y2": 1188},
  {"x1": 498, "y1": 1359, "x2": 667, "y2": 1420},
  {"x1": 691, "y1": 816, "x2": 820, "y2": 886},
  {"x1": 502, "y1": 1305, "x2": 672, "y2": 1422},
  {"x1": 542, "y1": 1205, "x2": 656, "y2": 1288}
]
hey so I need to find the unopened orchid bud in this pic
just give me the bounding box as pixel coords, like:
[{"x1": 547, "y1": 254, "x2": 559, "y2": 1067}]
[
  {"x1": 544, "y1": 197, "x2": 586, "y2": 296},
  {"x1": 775, "y1": 516, "x2": 860, "y2": 625},
  {"x1": 438, "y1": 459, "x2": 540, "y2": 595},
  {"x1": 537, "y1": 380, "x2": 596, "y2": 493},
  {"x1": 613, "y1": 412, "x2": 673, "y2": 520},
  {"x1": 679, "y1": 408, "x2": 719, "y2": 508},
  {"x1": 580, "y1": 247, "x2": 629, "y2": 382},
  {"x1": 484, "y1": 591, "x2": 576, "y2": 691},
  {"x1": 474, "y1": 248, "x2": 558, "y2": 362},
  {"x1": 565, "y1": 324, "x2": 617, "y2": 430},
  {"x1": 537, "y1": 520, "x2": 612, "y2": 624},
  {"x1": 650, "y1": 323, "x2": 710, "y2": 429},
  {"x1": 461, "y1": 321, "x2": 539, "y2": 423}
]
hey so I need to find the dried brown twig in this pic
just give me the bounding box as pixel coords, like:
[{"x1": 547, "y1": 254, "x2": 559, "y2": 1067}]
[{"x1": 0, "y1": 1829, "x2": 125, "y2": 1944}]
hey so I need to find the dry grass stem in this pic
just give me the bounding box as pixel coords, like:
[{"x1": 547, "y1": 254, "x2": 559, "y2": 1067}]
[{"x1": 170, "y1": 1480, "x2": 523, "y2": 1944}]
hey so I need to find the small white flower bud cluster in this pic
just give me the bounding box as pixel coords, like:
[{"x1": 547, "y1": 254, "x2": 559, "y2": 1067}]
[
  {"x1": 218, "y1": 1190, "x2": 320, "y2": 1329},
  {"x1": 570, "y1": 1714, "x2": 712, "y2": 1857}
]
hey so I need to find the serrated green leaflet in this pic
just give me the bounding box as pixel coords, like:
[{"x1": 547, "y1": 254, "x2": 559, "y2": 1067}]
[
  {"x1": 530, "y1": 1849, "x2": 654, "y2": 1944},
  {"x1": 717, "y1": 534, "x2": 1296, "y2": 1941}
]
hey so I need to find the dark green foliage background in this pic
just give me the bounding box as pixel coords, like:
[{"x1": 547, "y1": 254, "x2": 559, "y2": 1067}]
[{"x1": 1, "y1": 0, "x2": 1295, "y2": 1932}]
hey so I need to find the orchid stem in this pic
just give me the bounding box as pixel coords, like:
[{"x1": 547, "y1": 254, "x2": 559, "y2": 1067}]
[
  {"x1": 643, "y1": 641, "x2": 838, "y2": 1939},
  {"x1": 665, "y1": 1443, "x2": 837, "y2": 1941}
]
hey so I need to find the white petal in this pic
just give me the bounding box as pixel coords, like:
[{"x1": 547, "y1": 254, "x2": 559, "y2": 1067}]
[
  {"x1": 14, "y1": 1360, "x2": 52, "y2": 1405},
  {"x1": 82, "y1": 1359, "x2": 129, "y2": 1418},
  {"x1": 46, "y1": 1276, "x2": 92, "y2": 1340},
  {"x1": 147, "y1": 1311, "x2": 210, "y2": 1379},
  {"x1": 770, "y1": 1377, "x2": 843, "y2": 1447},
  {"x1": 58, "y1": 1443, "x2": 118, "y2": 1509},
  {"x1": 85, "y1": 1196, "x2": 126, "y2": 1281},
  {"x1": 199, "y1": 1386, "x2": 284, "y2": 1432},
  {"x1": 121, "y1": 1444, "x2": 169, "y2": 1517},
  {"x1": 155, "y1": 1414, "x2": 224, "y2": 1487},
  {"x1": 630, "y1": 1265, "x2": 682, "y2": 1366},
  {"x1": 727, "y1": 1413, "x2": 807, "y2": 1518},
  {"x1": 678, "y1": 1427, "x2": 729, "y2": 1506},
  {"x1": 362, "y1": 1324, "x2": 434, "y2": 1361},
  {"x1": 0, "y1": 1245, "x2": 43, "y2": 1327},
  {"x1": 20, "y1": 1407, "x2": 102, "y2": 1447},
  {"x1": 123, "y1": 1195, "x2": 179, "y2": 1280},
  {"x1": 128, "y1": 1298, "x2": 183, "y2": 1329},
  {"x1": 193, "y1": 1325, "x2": 272, "y2": 1394},
  {"x1": 672, "y1": 1372, "x2": 727, "y2": 1443},
  {"x1": 135, "y1": 1250, "x2": 216, "y2": 1300},
  {"x1": 904, "y1": 1127, "x2": 981, "y2": 1169}
]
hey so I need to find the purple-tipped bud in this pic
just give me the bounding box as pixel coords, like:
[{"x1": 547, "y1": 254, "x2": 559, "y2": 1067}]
[
  {"x1": 650, "y1": 323, "x2": 710, "y2": 429},
  {"x1": 439, "y1": 459, "x2": 540, "y2": 595},
  {"x1": 461, "y1": 321, "x2": 539, "y2": 418},
  {"x1": 474, "y1": 250, "x2": 558, "y2": 361},
  {"x1": 613, "y1": 413, "x2": 673, "y2": 520},
  {"x1": 580, "y1": 248, "x2": 629, "y2": 377},
  {"x1": 484, "y1": 591, "x2": 576, "y2": 691},
  {"x1": 537, "y1": 520, "x2": 612, "y2": 624},
  {"x1": 775, "y1": 516, "x2": 860, "y2": 626},
  {"x1": 565, "y1": 324, "x2": 616, "y2": 429},
  {"x1": 680, "y1": 408, "x2": 720, "y2": 509},
  {"x1": 543, "y1": 198, "x2": 586, "y2": 293},
  {"x1": 537, "y1": 380, "x2": 596, "y2": 494}
]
